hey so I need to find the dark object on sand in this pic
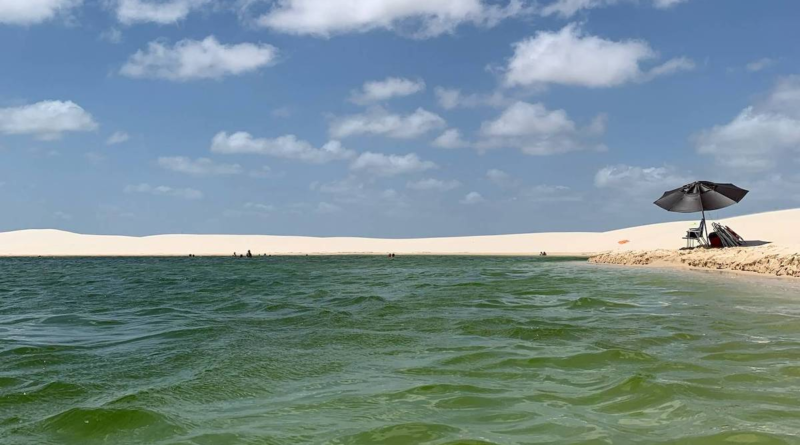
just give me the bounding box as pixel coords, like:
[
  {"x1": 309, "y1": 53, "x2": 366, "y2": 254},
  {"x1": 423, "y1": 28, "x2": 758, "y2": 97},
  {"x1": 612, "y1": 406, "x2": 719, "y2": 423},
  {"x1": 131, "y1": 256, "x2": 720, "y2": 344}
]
[
  {"x1": 654, "y1": 181, "x2": 748, "y2": 246},
  {"x1": 710, "y1": 223, "x2": 745, "y2": 248}
]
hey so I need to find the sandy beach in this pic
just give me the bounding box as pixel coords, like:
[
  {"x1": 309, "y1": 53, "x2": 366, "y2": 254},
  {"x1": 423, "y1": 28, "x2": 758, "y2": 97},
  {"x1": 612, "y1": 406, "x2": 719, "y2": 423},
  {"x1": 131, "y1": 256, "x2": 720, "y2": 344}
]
[{"x1": 1, "y1": 209, "x2": 799, "y2": 277}]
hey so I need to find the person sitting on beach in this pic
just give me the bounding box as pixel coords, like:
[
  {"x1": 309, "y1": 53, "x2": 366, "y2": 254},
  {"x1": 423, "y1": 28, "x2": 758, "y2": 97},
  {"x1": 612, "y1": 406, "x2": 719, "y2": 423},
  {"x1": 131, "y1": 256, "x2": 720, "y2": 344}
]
[{"x1": 247, "y1": 250, "x2": 253, "y2": 258}]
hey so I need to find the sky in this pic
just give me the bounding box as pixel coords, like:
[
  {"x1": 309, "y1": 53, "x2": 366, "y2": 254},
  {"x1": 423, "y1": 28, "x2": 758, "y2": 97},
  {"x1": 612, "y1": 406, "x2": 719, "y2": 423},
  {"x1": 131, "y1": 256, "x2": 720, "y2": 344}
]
[{"x1": 0, "y1": 0, "x2": 799, "y2": 238}]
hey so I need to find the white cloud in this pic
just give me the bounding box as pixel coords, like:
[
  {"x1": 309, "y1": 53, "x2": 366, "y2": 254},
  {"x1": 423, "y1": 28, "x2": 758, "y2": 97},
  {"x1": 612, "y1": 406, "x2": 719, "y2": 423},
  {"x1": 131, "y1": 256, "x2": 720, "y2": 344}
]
[
  {"x1": 350, "y1": 77, "x2": 425, "y2": 104},
  {"x1": 124, "y1": 183, "x2": 204, "y2": 200},
  {"x1": 120, "y1": 36, "x2": 278, "y2": 81},
  {"x1": 460, "y1": 191, "x2": 485, "y2": 205},
  {"x1": 115, "y1": 0, "x2": 208, "y2": 25},
  {"x1": 84, "y1": 152, "x2": 106, "y2": 164},
  {"x1": 486, "y1": 168, "x2": 519, "y2": 187},
  {"x1": 330, "y1": 107, "x2": 446, "y2": 139},
  {"x1": 271, "y1": 107, "x2": 293, "y2": 118},
  {"x1": 504, "y1": 24, "x2": 693, "y2": 88},
  {"x1": 249, "y1": 165, "x2": 283, "y2": 179},
  {"x1": 695, "y1": 76, "x2": 800, "y2": 172},
  {"x1": 211, "y1": 131, "x2": 356, "y2": 164},
  {"x1": 407, "y1": 178, "x2": 461, "y2": 191},
  {"x1": 158, "y1": 156, "x2": 243, "y2": 176},
  {"x1": 518, "y1": 184, "x2": 581, "y2": 203},
  {"x1": 652, "y1": 0, "x2": 687, "y2": 8},
  {"x1": 0, "y1": 100, "x2": 97, "y2": 140},
  {"x1": 0, "y1": 0, "x2": 82, "y2": 25},
  {"x1": 642, "y1": 56, "x2": 695, "y2": 80},
  {"x1": 594, "y1": 164, "x2": 689, "y2": 193},
  {"x1": 106, "y1": 131, "x2": 130, "y2": 145},
  {"x1": 540, "y1": 0, "x2": 687, "y2": 17},
  {"x1": 481, "y1": 101, "x2": 575, "y2": 136},
  {"x1": 244, "y1": 202, "x2": 275, "y2": 212},
  {"x1": 313, "y1": 176, "x2": 367, "y2": 201},
  {"x1": 477, "y1": 101, "x2": 605, "y2": 155},
  {"x1": 432, "y1": 128, "x2": 469, "y2": 149},
  {"x1": 100, "y1": 28, "x2": 123, "y2": 44},
  {"x1": 350, "y1": 152, "x2": 437, "y2": 177},
  {"x1": 256, "y1": 0, "x2": 528, "y2": 38},
  {"x1": 434, "y1": 87, "x2": 511, "y2": 110},
  {"x1": 746, "y1": 58, "x2": 775, "y2": 73}
]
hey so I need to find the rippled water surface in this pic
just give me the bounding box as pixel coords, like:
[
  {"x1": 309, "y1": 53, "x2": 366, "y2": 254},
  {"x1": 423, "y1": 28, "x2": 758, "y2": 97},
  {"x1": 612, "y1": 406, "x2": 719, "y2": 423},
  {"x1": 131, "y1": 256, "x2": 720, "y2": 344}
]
[{"x1": 2, "y1": 256, "x2": 800, "y2": 444}]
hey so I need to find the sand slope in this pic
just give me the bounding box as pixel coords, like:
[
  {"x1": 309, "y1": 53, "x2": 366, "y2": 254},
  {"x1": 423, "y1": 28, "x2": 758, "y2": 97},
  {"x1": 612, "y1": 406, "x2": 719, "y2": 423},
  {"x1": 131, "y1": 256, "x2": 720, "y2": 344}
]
[{"x1": 1, "y1": 209, "x2": 799, "y2": 257}]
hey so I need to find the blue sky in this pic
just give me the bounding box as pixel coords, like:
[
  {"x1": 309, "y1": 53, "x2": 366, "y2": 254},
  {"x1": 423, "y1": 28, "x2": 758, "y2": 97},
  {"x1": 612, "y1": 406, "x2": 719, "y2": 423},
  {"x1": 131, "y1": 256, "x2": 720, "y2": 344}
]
[{"x1": 1, "y1": 0, "x2": 799, "y2": 237}]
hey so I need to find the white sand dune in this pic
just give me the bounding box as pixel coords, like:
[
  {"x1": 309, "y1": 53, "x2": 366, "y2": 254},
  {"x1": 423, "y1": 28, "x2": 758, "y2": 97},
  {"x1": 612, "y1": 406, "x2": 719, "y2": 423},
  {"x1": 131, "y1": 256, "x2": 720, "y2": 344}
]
[{"x1": 1, "y1": 209, "x2": 799, "y2": 257}]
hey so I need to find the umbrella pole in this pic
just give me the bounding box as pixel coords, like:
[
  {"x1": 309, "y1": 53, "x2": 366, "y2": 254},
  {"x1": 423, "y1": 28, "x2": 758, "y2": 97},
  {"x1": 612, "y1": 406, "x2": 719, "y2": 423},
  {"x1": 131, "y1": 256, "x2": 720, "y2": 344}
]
[{"x1": 701, "y1": 209, "x2": 707, "y2": 243}]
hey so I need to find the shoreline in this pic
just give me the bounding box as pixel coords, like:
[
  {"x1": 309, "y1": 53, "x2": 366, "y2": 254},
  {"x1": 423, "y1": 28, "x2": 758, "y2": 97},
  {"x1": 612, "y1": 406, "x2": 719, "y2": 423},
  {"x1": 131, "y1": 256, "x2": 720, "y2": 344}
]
[
  {"x1": 589, "y1": 246, "x2": 800, "y2": 279},
  {"x1": 1, "y1": 209, "x2": 799, "y2": 279}
]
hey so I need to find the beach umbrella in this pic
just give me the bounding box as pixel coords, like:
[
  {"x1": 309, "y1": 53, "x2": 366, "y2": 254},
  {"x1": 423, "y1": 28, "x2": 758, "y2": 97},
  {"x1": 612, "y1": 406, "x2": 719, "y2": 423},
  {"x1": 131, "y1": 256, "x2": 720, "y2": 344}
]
[{"x1": 654, "y1": 181, "x2": 749, "y2": 239}]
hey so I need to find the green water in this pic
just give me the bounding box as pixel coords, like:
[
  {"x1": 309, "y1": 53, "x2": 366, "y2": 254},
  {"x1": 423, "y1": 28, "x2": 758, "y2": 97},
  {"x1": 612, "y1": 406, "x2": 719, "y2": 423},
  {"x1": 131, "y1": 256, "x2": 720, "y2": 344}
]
[{"x1": 1, "y1": 257, "x2": 800, "y2": 444}]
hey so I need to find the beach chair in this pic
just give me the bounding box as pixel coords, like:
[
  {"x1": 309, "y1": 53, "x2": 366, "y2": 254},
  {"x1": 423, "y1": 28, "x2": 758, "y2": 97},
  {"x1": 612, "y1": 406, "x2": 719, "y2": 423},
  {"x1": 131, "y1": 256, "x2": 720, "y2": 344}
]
[
  {"x1": 683, "y1": 219, "x2": 707, "y2": 248},
  {"x1": 712, "y1": 223, "x2": 744, "y2": 247}
]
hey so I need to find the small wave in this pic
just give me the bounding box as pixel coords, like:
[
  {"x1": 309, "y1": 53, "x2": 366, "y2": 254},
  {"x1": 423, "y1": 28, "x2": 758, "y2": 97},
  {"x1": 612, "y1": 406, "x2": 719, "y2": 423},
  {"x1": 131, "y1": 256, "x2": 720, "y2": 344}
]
[
  {"x1": 495, "y1": 349, "x2": 655, "y2": 371},
  {"x1": 390, "y1": 383, "x2": 502, "y2": 399},
  {"x1": 39, "y1": 407, "x2": 185, "y2": 438},
  {"x1": 664, "y1": 431, "x2": 793, "y2": 444},
  {"x1": 331, "y1": 422, "x2": 460, "y2": 445},
  {"x1": 0, "y1": 381, "x2": 89, "y2": 406},
  {"x1": 40, "y1": 314, "x2": 124, "y2": 327},
  {"x1": 566, "y1": 297, "x2": 638, "y2": 309}
]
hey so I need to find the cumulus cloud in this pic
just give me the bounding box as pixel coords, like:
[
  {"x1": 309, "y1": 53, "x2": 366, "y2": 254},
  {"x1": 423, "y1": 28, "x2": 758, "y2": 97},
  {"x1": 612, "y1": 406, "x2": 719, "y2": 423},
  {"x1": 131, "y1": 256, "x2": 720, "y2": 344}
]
[
  {"x1": 120, "y1": 36, "x2": 278, "y2": 81},
  {"x1": 330, "y1": 107, "x2": 446, "y2": 139},
  {"x1": 124, "y1": 183, "x2": 204, "y2": 200},
  {"x1": 244, "y1": 202, "x2": 276, "y2": 215},
  {"x1": 460, "y1": 191, "x2": 485, "y2": 205},
  {"x1": 0, "y1": 0, "x2": 82, "y2": 25},
  {"x1": 158, "y1": 156, "x2": 243, "y2": 176},
  {"x1": 652, "y1": 0, "x2": 687, "y2": 8},
  {"x1": 540, "y1": 0, "x2": 687, "y2": 17},
  {"x1": 746, "y1": 58, "x2": 776, "y2": 73},
  {"x1": 350, "y1": 152, "x2": 437, "y2": 177},
  {"x1": 477, "y1": 101, "x2": 606, "y2": 155},
  {"x1": 434, "y1": 87, "x2": 511, "y2": 110},
  {"x1": 106, "y1": 131, "x2": 130, "y2": 145},
  {"x1": 594, "y1": 164, "x2": 689, "y2": 193},
  {"x1": 256, "y1": 0, "x2": 528, "y2": 38},
  {"x1": 350, "y1": 77, "x2": 426, "y2": 104},
  {"x1": 407, "y1": 178, "x2": 461, "y2": 191},
  {"x1": 486, "y1": 168, "x2": 520, "y2": 188},
  {"x1": 100, "y1": 28, "x2": 123, "y2": 44},
  {"x1": 211, "y1": 131, "x2": 356, "y2": 164},
  {"x1": 504, "y1": 24, "x2": 693, "y2": 88},
  {"x1": 0, "y1": 100, "x2": 98, "y2": 140},
  {"x1": 115, "y1": 0, "x2": 208, "y2": 25},
  {"x1": 312, "y1": 176, "x2": 367, "y2": 203},
  {"x1": 694, "y1": 76, "x2": 800, "y2": 172},
  {"x1": 518, "y1": 184, "x2": 581, "y2": 203},
  {"x1": 432, "y1": 128, "x2": 469, "y2": 149}
]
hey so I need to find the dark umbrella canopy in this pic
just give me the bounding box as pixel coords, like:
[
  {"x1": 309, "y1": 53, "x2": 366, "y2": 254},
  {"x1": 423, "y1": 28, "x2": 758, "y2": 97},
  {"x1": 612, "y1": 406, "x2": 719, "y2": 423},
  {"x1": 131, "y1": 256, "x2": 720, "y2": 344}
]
[{"x1": 654, "y1": 181, "x2": 749, "y2": 213}]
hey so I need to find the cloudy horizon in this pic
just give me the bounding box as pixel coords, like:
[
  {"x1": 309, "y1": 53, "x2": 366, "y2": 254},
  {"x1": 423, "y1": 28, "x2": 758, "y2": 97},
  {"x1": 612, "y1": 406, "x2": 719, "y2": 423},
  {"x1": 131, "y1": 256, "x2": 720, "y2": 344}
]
[{"x1": 1, "y1": 0, "x2": 798, "y2": 237}]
